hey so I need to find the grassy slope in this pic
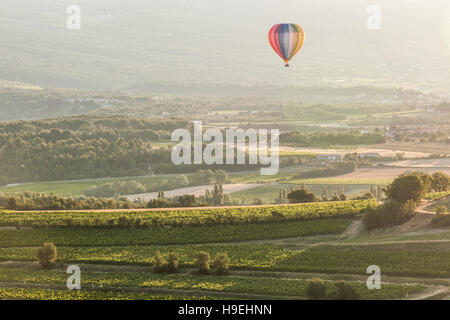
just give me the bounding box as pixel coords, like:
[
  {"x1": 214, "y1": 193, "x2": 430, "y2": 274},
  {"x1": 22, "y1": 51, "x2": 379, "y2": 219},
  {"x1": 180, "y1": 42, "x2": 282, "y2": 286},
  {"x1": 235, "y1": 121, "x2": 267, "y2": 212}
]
[{"x1": 1, "y1": 242, "x2": 449, "y2": 278}]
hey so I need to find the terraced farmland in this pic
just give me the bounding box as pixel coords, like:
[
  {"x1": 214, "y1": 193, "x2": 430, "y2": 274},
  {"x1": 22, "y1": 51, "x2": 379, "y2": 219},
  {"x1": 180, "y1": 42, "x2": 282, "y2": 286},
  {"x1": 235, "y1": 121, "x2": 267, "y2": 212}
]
[{"x1": 0, "y1": 198, "x2": 448, "y2": 300}]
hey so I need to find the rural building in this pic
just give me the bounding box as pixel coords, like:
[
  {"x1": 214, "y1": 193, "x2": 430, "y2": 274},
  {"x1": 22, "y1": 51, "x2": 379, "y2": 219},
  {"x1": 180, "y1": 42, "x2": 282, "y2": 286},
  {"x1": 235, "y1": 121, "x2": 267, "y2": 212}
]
[
  {"x1": 316, "y1": 154, "x2": 342, "y2": 162},
  {"x1": 360, "y1": 152, "x2": 380, "y2": 158}
]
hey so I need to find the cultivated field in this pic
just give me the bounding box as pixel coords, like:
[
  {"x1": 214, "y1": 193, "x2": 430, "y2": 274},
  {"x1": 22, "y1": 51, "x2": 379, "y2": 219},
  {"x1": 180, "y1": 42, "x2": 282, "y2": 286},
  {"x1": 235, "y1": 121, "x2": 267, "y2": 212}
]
[
  {"x1": 1, "y1": 198, "x2": 449, "y2": 300},
  {"x1": 339, "y1": 167, "x2": 450, "y2": 179},
  {"x1": 369, "y1": 142, "x2": 450, "y2": 156},
  {"x1": 385, "y1": 159, "x2": 450, "y2": 169},
  {"x1": 279, "y1": 146, "x2": 430, "y2": 158}
]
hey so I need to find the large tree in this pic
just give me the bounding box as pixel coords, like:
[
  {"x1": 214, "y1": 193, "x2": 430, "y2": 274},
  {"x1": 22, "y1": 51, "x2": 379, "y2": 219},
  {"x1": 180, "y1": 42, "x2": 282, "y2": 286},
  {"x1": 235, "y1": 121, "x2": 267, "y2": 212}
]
[
  {"x1": 287, "y1": 188, "x2": 318, "y2": 203},
  {"x1": 385, "y1": 172, "x2": 431, "y2": 204}
]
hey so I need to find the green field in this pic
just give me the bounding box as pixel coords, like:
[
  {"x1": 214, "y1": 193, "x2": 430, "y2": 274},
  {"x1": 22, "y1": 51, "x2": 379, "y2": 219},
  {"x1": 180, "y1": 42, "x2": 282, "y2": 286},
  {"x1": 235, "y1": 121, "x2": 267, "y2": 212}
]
[
  {"x1": 0, "y1": 200, "x2": 373, "y2": 228},
  {"x1": 0, "y1": 219, "x2": 351, "y2": 247},
  {"x1": 229, "y1": 170, "x2": 390, "y2": 186},
  {"x1": 0, "y1": 287, "x2": 214, "y2": 300},
  {"x1": 228, "y1": 185, "x2": 371, "y2": 204},
  {"x1": 1, "y1": 196, "x2": 448, "y2": 300},
  {"x1": 342, "y1": 230, "x2": 450, "y2": 244},
  {"x1": 0, "y1": 175, "x2": 178, "y2": 196},
  {"x1": 1, "y1": 242, "x2": 449, "y2": 278},
  {"x1": 0, "y1": 267, "x2": 423, "y2": 300},
  {"x1": 228, "y1": 171, "x2": 298, "y2": 184},
  {"x1": 0, "y1": 166, "x2": 390, "y2": 198},
  {"x1": 286, "y1": 177, "x2": 392, "y2": 185}
]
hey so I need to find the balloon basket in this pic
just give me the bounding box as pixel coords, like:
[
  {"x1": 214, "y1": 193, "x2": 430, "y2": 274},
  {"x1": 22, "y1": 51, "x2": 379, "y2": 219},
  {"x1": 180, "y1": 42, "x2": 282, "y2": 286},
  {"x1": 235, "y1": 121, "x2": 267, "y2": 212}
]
[{"x1": 285, "y1": 64, "x2": 290, "y2": 67}]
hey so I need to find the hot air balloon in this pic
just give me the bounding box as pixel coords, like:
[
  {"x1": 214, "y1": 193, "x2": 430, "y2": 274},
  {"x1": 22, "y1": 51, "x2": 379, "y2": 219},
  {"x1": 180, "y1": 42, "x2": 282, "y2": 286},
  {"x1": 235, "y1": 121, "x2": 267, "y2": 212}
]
[{"x1": 268, "y1": 23, "x2": 305, "y2": 67}]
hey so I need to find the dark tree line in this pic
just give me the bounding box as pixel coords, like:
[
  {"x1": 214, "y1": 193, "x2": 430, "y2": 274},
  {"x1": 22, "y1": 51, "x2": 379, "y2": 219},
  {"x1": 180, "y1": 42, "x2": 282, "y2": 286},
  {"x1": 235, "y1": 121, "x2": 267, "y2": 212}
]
[{"x1": 0, "y1": 116, "x2": 190, "y2": 184}]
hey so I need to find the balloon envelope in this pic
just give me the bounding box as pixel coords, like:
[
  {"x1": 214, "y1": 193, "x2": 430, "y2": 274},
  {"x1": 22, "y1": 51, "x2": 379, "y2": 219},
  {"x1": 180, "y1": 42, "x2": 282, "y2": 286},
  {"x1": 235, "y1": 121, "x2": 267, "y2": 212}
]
[{"x1": 268, "y1": 24, "x2": 305, "y2": 66}]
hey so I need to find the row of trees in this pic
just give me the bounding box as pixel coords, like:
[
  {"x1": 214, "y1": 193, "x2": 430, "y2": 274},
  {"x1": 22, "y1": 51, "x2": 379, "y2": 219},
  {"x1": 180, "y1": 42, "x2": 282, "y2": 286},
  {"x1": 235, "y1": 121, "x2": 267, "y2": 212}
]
[
  {"x1": 307, "y1": 278, "x2": 359, "y2": 300},
  {"x1": 280, "y1": 130, "x2": 385, "y2": 146},
  {"x1": 147, "y1": 184, "x2": 232, "y2": 208},
  {"x1": 0, "y1": 191, "x2": 215, "y2": 211},
  {"x1": 36, "y1": 242, "x2": 231, "y2": 276},
  {"x1": 153, "y1": 251, "x2": 230, "y2": 275},
  {"x1": 0, "y1": 182, "x2": 233, "y2": 211},
  {"x1": 286, "y1": 187, "x2": 349, "y2": 204},
  {"x1": 0, "y1": 192, "x2": 139, "y2": 211}
]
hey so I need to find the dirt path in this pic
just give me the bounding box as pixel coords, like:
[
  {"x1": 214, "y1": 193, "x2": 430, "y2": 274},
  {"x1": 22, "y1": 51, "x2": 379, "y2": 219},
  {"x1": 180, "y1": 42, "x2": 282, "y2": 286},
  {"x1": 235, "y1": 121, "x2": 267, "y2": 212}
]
[
  {"x1": 405, "y1": 287, "x2": 449, "y2": 300},
  {"x1": 339, "y1": 218, "x2": 363, "y2": 239},
  {"x1": 4, "y1": 261, "x2": 450, "y2": 288},
  {"x1": 416, "y1": 199, "x2": 433, "y2": 213},
  {"x1": 393, "y1": 213, "x2": 435, "y2": 233},
  {"x1": 325, "y1": 239, "x2": 450, "y2": 246},
  {"x1": 390, "y1": 200, "x2": 435, "y2": 234}
]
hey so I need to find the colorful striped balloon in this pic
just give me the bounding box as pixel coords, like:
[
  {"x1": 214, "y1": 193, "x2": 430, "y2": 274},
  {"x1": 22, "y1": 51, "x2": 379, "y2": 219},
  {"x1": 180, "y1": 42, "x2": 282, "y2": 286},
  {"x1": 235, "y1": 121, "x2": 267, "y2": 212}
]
[{"x1": 268, "y1": 23, "x2": 305, "y2": 67}]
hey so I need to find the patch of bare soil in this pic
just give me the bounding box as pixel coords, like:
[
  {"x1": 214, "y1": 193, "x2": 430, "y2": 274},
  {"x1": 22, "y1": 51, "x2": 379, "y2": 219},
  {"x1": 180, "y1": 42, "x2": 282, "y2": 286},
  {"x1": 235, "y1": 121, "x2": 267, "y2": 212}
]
[
  {"x1": 392, "y1": 200, "x2": 436, "y2": 234},
  {"x1": 394, "y1": 213, "x2": 435, "y2": 234},
  {"x1": 405, "y1": 287, "x2": 449, "y2": 300},
  {"x1": 339, "y1": 219, "x2": 363, "y2": 239}
]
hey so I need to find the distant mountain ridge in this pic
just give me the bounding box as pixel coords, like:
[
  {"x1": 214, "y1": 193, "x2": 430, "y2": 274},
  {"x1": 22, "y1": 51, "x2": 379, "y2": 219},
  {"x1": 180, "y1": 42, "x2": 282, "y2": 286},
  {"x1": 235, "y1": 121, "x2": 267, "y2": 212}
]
[{"x1": 0, "y1": 79, "x2": 41, "y2": 90}]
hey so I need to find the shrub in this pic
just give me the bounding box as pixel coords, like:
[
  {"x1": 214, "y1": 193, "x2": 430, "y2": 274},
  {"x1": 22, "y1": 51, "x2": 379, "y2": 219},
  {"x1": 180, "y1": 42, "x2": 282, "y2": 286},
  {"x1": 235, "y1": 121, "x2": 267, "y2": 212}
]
[
  {"x1": 363, "y1": 200, "x2": 413, "y2": 230},
  {"x1": 400, "y1": 199, "x2": 416, "y2": 214},
  {"x1": 36, "y1": 243, "x2": 57, "y2": 269},
  {"x1": 195, "y1": 251, "x2": 211, "y2": 275},
  {"x1": 435, "y1": 205, "x2": 447, "y2": 215},
  {"x1": 252, "y1": 199, "x2": 263, "y2": 205},
  {"x1": 167, "y1": 253, "x2": 180, "y2": 273},
  {"x1": 431, "y1": 172, "x2": 450, "y2": 192},
  {"x1": 362, "y1": 192, "x2": 375, "y2": 200},
  {"x1": 287, "y1": 188, "x2": 318, "y2": 203},
  {"x1": 334, "y1": 281, "x2": 359, "y2": 300},
  {"x1": 153, "y1": 251, "x2": 167, "y2": 273},
  {"x1": 212, "y1": 253, "x2": 230, "y2": 275},
  {"x1": 306, "y1": 278, "x2": 327, "y2": 300},
  {"x1": 339, "y1": 193, "x2": 347, "y2": 201}
]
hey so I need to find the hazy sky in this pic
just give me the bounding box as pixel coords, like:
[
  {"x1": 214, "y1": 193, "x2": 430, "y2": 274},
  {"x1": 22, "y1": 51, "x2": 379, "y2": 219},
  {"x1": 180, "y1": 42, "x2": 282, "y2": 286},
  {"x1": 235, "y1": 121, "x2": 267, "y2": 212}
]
[{"x1": 0, "y1": 0, "x2": 449, "y2": 91}]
